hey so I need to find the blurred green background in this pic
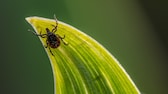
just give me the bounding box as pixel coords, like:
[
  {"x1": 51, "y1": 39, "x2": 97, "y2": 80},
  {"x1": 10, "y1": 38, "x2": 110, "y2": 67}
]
[{"x1": 0, "y1": 0, "x2": 168, "y2": 94}]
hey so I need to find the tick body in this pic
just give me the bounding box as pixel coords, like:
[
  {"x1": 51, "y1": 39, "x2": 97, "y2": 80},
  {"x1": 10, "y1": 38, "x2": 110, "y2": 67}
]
[
  {"x1": 29, "y1": 15, "x2": 68, "y2": 55},
  {"x1": 46, "y1": 28, "x2": 60, "y2": 48}
]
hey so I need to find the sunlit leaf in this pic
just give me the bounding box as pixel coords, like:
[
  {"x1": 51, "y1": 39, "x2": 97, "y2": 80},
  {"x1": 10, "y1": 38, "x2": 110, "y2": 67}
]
[{"x1": 26, "y1": 16, "x2": 140, "y2": 94}]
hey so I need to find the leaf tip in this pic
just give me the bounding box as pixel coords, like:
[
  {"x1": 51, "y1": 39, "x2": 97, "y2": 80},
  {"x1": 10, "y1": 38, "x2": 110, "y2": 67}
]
[
  {"x1": 25, "y1": 17, "x2": 32, "y2": 23},
  {"x1": 25, "y1": 16, "x2": 38, "y2": 25}
]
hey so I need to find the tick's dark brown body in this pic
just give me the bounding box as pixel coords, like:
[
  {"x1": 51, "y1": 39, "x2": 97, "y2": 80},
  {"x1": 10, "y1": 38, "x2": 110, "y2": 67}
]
[{"x1": 46, "y1": 28, "x2": 60, "y2": 48}]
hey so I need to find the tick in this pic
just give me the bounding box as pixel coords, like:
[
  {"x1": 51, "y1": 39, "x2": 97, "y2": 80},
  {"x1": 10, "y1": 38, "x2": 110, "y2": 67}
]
[{"x1": 29, "y1": 15, "x2": 68, "y2": 55}]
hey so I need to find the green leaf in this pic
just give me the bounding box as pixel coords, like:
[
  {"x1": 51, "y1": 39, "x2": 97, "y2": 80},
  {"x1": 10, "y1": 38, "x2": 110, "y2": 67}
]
[{"x1": 25, "y1": 16, "x2": 140, "y2": 94}]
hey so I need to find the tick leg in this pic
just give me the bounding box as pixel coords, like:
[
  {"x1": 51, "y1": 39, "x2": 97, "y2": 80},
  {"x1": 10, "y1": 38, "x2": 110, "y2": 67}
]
[
  {"x1": 28, "y1": 29, "x2": 47, "y2": 38},
  {"x1": 48, "y1": 46, "x2": 54, "y2": 56},
  {"x1": 44, "y1": 40, "x2": 49, "y2": 48},
  {"x1": 57, "y1": 34, "x2": 68, "y2": 45},
  {"x1": 39, "y1": 33, "x2": 47, "y2": 38},
  {"x1": 44, "y1": 40, "x2": 54, "y2": 56},
  {"x1": 51, "y1": 15, "x2": 58, "y2": 33}
]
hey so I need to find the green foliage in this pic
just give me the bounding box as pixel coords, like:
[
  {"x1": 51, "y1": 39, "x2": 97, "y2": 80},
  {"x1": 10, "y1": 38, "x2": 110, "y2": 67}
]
[{"x1": 26, "y1": 16, "x2": 140, "y2": 94}]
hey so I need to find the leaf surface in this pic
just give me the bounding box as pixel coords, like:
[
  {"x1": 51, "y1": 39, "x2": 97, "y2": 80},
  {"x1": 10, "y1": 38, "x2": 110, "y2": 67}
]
[{"x1": 26, "y1": 16, "x2": 140, "y2": 94}]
